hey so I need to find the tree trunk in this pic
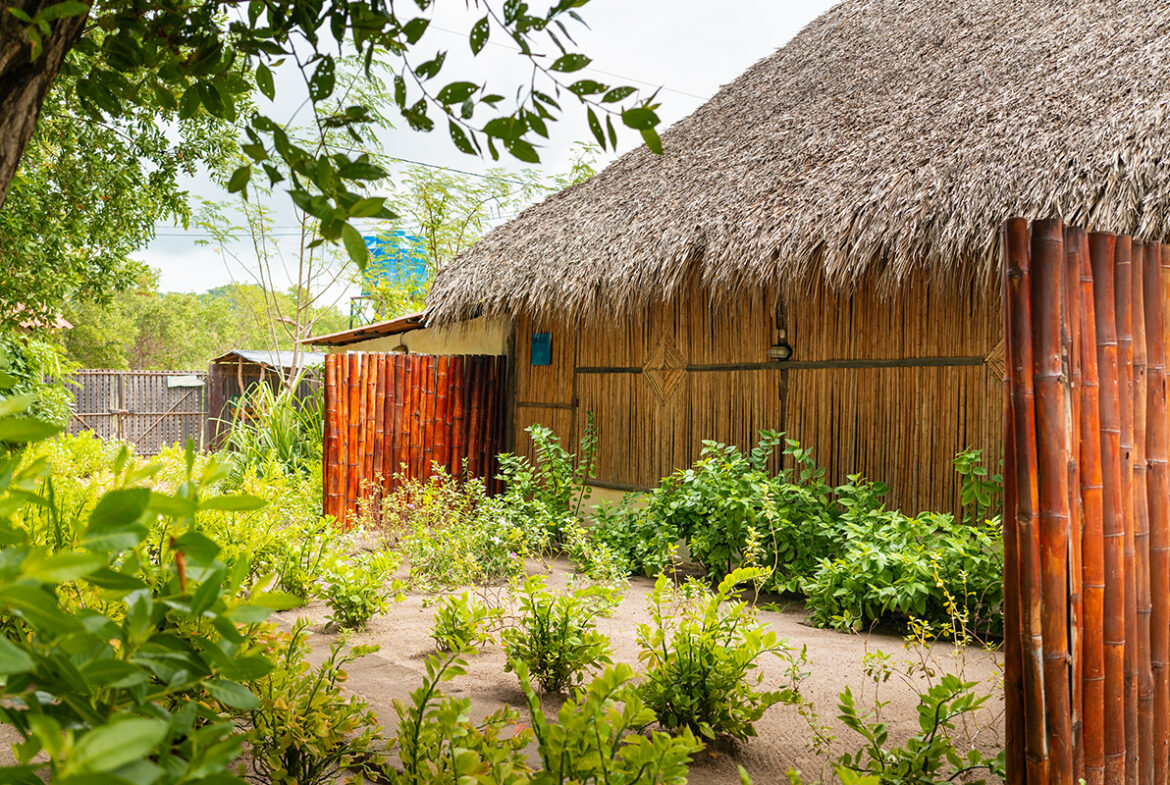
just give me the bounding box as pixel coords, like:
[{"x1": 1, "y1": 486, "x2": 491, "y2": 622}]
[{"x1": 0, "y1": 0, "x2": 88, "y2": 209}]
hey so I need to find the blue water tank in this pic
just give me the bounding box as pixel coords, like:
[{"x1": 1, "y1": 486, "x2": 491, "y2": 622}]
[{"x1": 363, "y1": 232, "x2": 428, "y2": 293}]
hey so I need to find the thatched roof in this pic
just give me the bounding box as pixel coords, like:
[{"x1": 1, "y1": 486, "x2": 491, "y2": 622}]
[{"x1": 427, "y1": 0, "x2": 1170, "y2": 324}]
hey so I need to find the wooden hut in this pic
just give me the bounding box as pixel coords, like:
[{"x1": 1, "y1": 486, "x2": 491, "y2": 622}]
[
  {"x1": 206, "y1": 349, "x2": 326, "y2": 446},
  {"x1": 425, "y1": 0, "x2": 1170, "y2": 513}
]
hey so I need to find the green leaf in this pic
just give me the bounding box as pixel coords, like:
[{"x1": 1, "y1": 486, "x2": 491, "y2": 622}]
[
  {"x1": 403, "y1": 17, "x2": 430, "y2": 44},
  {"x1": 89, "y1": 488, "x2": 150, "y2": 535},
  {"x1": 0, "y1": 417, "x2": 59, "y2": 443},
  {"x1": 622, "y1": 106, "x2": 659, "y2": 130},
  {"x1": 641, "y1": 126, "x2": 663, "y2": 155},
  {"x1": 0, "y1": 394, "x2": 36, "y2": 418},
  {"x1": 172, "y1": 531, "x2": 220, "y2": 565},
  {"x1": 255, "y1": 62, "x2": 275, "y2": 101},
  {"x1": 551, "y1": 53, "x2": 591, "y2": 72},
  {"x1": 449, "y1": 121, "x2": 475, "y2": 154},
  {"x1": 21, "y1": 551, "x2": 105, "y2": 583},
  {"x1": 204, "y1": 678, "x2": 258, "y2": 709},
  {"x1": 436, "y1": 81, "x2": 478, "y2": 105},
  {"x1": 470, "y1": 16, "x2": 490, "y2": 54},
  {"x1": 504, "y1": 138, "x2": 539, "y2": 164},
  {"x1": 568, "y1": 79, "x2": 606, "y2": 97},
  {"x1": 309, "y1": 56, "x2": 335, "y2": 102},
  {"x1": 199, "y1": 494, "x2": 265, "y2": 512},
  {"x1": 0, "y1": 637, "x2": 34, "y2": 675},
  {"x1": 342, "y1": 223, "x2": 368, "y2": 268},
  {"x1": 67, "y1": 718, "x2": 167, "y2": 774},
  {"x1": 586, "y1": 107, "x2": 605, "y2": 149},
  {"x1": 602, "y1": 86, "x2": 636, "y2": 103}
]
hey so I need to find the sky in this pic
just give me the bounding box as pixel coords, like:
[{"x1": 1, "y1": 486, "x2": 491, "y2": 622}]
[{"x1": 143, "y1": 1, "x2": 840, "y2": 302}]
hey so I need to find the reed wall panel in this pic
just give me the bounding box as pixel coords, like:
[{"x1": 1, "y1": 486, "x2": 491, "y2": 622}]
[{"x1": 514, "y1": 271, "x2": 1003, "y2": 513}]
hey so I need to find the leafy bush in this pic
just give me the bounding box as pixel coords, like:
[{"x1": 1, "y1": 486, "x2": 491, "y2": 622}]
[
  {"x1": 243, "y1": 620, "x2": 385, "y2": 785},
  {"x1": 803, "y1": 514, "x2": 1003, "y2": 636},
  {"x1": 636, "y1": 567, "x2": 802, "y2": 741},
  {"x1": 224, "y1": 371, "x2": 324, "y2": 477},
  {"x1": 385, "y1": 649, "x2": 701, "y2": 785},
  {"x1": 497, "y1": 413, "x2": 598, "y2": 525},
  {"x1": 832, "y1": 675, "x2": 1005, "y2": 785},
  {"x1": 430, "y1": 591, "x2": 500, "y2": 652},
  {"x1": 323, "y1": 550, "x2": 399, "y2": 631},
  {"x1": 0, "y1": 331, "x2": 75, "y2": 427},
  {"x1": 593, "y1": 433, "x2": 1004, "y2": 636},
  {"x1": 0, "y1": 388, "x2": 298, "y2": 783},
  {"x1": 520, "y1": 661, "x2": 702, "y2": 785},
  {"x1": 388, "y1": 649, "x2": 533, "y2": 784},
  {"x1": 503, "y1": 574, "x2": 620, "y2": 693},
  {"x1": 368, "y1": 467, "x2": 545, "y2": 589}
]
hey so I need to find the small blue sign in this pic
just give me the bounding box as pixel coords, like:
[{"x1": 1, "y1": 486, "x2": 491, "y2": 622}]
[{"x1": 531, "y1": 332, "x2": 551, "y2": 366}]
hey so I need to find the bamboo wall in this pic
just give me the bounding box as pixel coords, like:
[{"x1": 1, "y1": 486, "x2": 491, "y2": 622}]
[
  {"x1": 323, "y1": 353, "x2": 507, "y2": 526},
  {"x1": 1003, "y1": 218, "x2": 1170, "y2": 785},
  {"x1": 512, "y1": 272, "x2": 1002, "y2": 513}
]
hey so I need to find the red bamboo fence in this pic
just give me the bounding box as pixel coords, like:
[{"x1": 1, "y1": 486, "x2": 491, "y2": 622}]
[
  {"x1": 1004, "y1": 218, "x2": 1170, "y2": 785},
  {"x1": 322, "y1": 353, "x2": 508, "y2": 526}
]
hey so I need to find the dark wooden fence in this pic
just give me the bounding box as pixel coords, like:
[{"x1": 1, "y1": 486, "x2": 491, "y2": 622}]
[
  {"x1": 68, "y1": 369, "x2": 207, "y2": 454},
  {"x1": 323, "y1": 353, "x2": 508, "y2": 526},
  {"x1": 1003, "y1": 218, "x2": 1170, "y2": 785}
]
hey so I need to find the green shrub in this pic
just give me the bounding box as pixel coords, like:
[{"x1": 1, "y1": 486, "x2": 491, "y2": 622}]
[
  {"x1": 520, "y1": 661, "x2": 702, "y2": 785},
  {"x1": 385, "y1": 649, "x2": 701, "y2": 785},
  {"x1": 593, "y1": 433, "x2": 1004, "y2": 637},
  {"x1": 374, "y1": 468, "x2": 536, "y2": 589},
  {"x1": 497, "y1": 413, "x2": 598, "y2": 525},
  {"x1": 388, "y1": 649, "x2": 532, "y2": 784},
  {"x1": 802, "y1": 513, "x2": 1003, "y2": 636},
  {"x1": 0, "y1": 331, "x2": 74, "y2": 427},
  {"x1": 0, "y1": 386, "x2": 298, "y2": 783},
  {"x1": 323, "y1": 550, "x2": 399, "y2": 631},
  {"x1": 832, "y1": 674, "x2": 1005, "y2": 785},
  {"x1": 243, "y1": 620, "x2": 385, "y2": 785},
  {"x1": 223, "y1": 371, "x2": 323, "y2": 477},
  {"x1": 503, "y1": 574, "x2": 620, "y2": 693},
  {"x1": 636, "y1": 567, "x2": 802, "y2": 741},
  {"x1": 430, "y1": 591, "x2": 499, "y2": 652}
]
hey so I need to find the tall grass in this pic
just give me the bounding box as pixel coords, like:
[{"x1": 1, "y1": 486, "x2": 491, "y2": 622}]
[{"x1": 224, "y1": 372, "x2": 324, "y2": 477}]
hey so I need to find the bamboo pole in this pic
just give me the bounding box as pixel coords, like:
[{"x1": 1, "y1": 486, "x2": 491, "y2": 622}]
[
  {"x1": 421, "y1": 355, "x2": 436, "y2": 481},
  {"x1": 362, "y1": 354, "x2": 376, "y2": 486},
  {"x1": 393, "y1": 354, "x2": 408, "y2": 488},
  {"x1": 1147, "y1": 244, "x2": 1170, "y2": 785},
  {"x1": 435, "y1": 355, "x2": 451, "y2": 476},
  {"x1": 382, "y1": 354, "x2": 395, "y2": 493},
  {"x1": 1132, "y1": 243, "x2": 1154, "y2": 785},
  {"x1": 1091, "y1": 231, "x2": 1128, "y2": 785},
  {"x1": 337, "y1": 354, "x2": 350, "y2": 524},
  {"x1": 1005, "y1": 217, "x2": 1050, "y2": 785},
  {"x1": 1032, "y1": 218, "x2": 1074, "y2": 785},
  {"x1": 1004, "y1": 302, "x2": 1026, "y2": 785},
  {"x1": 492, "y1": 355, "x2": 508, "y2": 493},
  {"x1": 1078, "y1": 229, "x2": 1106, "y2": 785},
  {"x1": 450, "y1": 356, "x2": 466, "y2": 478},
  {"x1": 408, "y1": 355, "x2": 422, "y2": 480},
  {"x1": 1065, "y1": 226, "x2": 1085, "y2": 784},
  {"x1": 1115, "y1": 237, "x2": 1141, "y2": 785},
  {"x1": 374, "y1": 354, "x2": 387, "y2": 489},
  {"x1": 346, "y1": 353, "x2": 362, "y2": 526},
  {"x1": 466, "y1": 357, "x2": 483, "y2": 480},
  {"x1": 324, "y1": 354, "x2": 339, "y2": 521}
]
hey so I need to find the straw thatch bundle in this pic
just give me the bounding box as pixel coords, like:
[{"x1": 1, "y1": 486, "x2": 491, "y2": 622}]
[{"x1": 427, "y1": 0, "x2": 1170, "y2": 325}]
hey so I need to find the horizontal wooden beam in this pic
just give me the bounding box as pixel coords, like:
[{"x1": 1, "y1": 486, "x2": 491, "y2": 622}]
[
  {"x1": 574, "y1": 356, "x2": 987, "y2": 374},
  {"x1": 515, "y1": 401, "x2": 576, "y2": 410},
  {"x1": 586, "y1": 479, "x2": 652, "y2": 493}
]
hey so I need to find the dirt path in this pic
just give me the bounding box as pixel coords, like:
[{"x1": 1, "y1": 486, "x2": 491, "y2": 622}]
[{"x1": 274, "y1": 558, "x2": 1005, "y2": 785}]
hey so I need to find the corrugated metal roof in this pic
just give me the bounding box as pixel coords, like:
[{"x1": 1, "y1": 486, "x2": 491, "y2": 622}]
[
  {"x1": 212, "y1": 350, "x2": 327, "y2": 369},
  {"x1": 301, "y1": 311, "x2": 426, "y2": 347}
]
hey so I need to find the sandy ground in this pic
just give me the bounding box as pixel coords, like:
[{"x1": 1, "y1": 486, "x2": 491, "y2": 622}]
[{"x1": 272, "y1": 557, "x2": 1006, "y2": 785}]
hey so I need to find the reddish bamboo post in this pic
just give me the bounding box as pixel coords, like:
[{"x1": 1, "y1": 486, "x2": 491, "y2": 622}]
[
  {"x1": 450, "y1": 356, "x2": 466, "y2": 478},
  {"x1": 324, "y1": 354, "x2": 339, "y2": 520},
  {"x1": 434, "y1": 355, "x2": 451, "y2": 476},
  {"x1": 1115, "y1": 237, "x2": 1141, "y2": 785},
  {"x1": 362, "y1": 354, "x2": 376, "y2": 488},
  {"x1": 1091, "y1": 232, "x2": 1128, "y2": 785},
  {"x1": 1078, "y1": 230, "x2": 1106, "y2": 785},
  {"x1": 393, "y1": 354, "x2": 408, "y2": 488},
  {"x1": 336, "y1": 354, "x2": 350, "y2": 525},
  {"x1": 1004, "y1": 287, "x2": 1026, "y2": 785},
  {"x1": 466, "y1": 357, "x2": 483, "y2": 480},
  {"x1": 420, "y1": 355, "x2": 436, "y2": 481},
  {"x1": 381, "y1": 354, "x2": 395, "y2": 494},
  {"x1": 1032, "y1": 219, "x2": 1074, "y2": 785},
  {"x1": 1147, "y1": 244, "x2": 1170, "y2": 785},
  {"x1": 414, "y1": 355, "x2": 428, "y2": 479},
  {"x1": 1132, "y1": 244, "x2": 1155, "y2": 785},
  {"x1": 345, "y1": 353, "x2": 362, "y2": 526},
  {"x1": 374, "y1": 354, "x2": 387, "y2": 489},
  {"x1": 491, "y1": 356, "x2": 507, "y2": 494},
  {"x1": 1005, "y1": 218, "x2": 1050, "y2": 785},
  {"x1": 1065, "y1": 227, "x2": 1085, "y2": 784}
]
